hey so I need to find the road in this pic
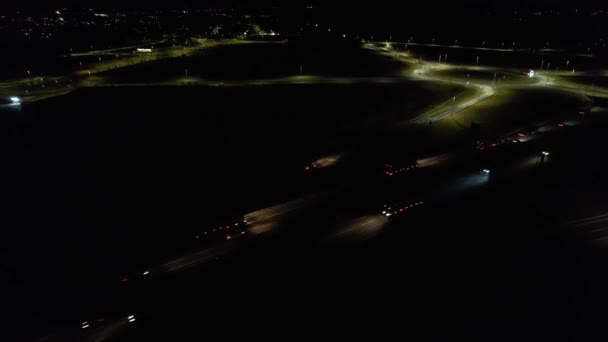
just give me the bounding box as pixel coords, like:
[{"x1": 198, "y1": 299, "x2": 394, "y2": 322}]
[{"x1": 11, "y1": 40, "x2": 608, "y2": 341}]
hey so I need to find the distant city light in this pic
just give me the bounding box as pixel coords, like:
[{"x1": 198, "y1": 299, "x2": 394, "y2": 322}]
[
  {"x1": 528, "y1": 70, "x2": 535, "y2": 77},
  {"x1": 10, "y1": 96, "x2": 21, "y2": 104}
]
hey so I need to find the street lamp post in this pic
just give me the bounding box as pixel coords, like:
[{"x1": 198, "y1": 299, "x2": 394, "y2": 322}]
[
  {"x1": 540, "y1": 60, "x2": 545, "y2": 71},
  {"x1": 566, "y1": 60, "x2": 570, "y2": 69},
  {"x1": 476, "y1": 56, "x2": 479, "y2": 65}
]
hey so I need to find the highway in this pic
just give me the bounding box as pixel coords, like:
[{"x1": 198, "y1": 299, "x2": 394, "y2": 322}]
[
  {"x1": 54, "y1": 98, "x2": 598, "y2": 341},
  {"x1": 8, "y1": 38, "x2": 608, "y2": 342}
]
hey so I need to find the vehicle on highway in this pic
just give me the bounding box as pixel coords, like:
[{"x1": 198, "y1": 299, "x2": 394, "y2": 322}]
[
  {"x1": 80, "y1": 317, "x2": 107, "y2": 330},
  {"x1": 381, "y1": 201, "x2": 424, "y2": 217},
  {"x1": 475, "y1": 139, "x2": 499, "y2": 151},
  {"x1": 194, "y1": 216, "x2": 248, "y2": 243},
  {"x1": 517, "y1": 125, "x2": 539, "y2": 137},
  {"x1": 383, "y1": 160, "x2": 418, "y2": 177}
]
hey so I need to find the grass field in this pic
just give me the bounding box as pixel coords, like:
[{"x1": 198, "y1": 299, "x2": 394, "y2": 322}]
[
  {"x1": 426, "y1": 86, "x2": 590, "y2": 146},
  {"x1": 431, "y1": 68, "x2": 533, "y2": 85},
  {"x1": 95, "y1": 41, "x2": 408, "y2": 83},
  {"x1": 556, "y1": 75, "x2": 608, "y2": 89}
]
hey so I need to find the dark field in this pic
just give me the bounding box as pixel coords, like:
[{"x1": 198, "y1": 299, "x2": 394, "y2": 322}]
[
  {"x1": 432, "y1": 68, "x2": 533, "y2": 84},
  {"x1": 438, "y1": 87, "x2": 589, "y2": 137},
  {"x1": 559, "y1": 75, "x2": 608, "y2": 88},
  {"x1": 97, "y1": 40, "x2": 408, "y2": 83}
]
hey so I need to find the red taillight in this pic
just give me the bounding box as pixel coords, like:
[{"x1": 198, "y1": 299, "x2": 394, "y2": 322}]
[
  {"x1": 558, "y1": 123, "x2": 564, "y2": 127},
  {"x1": 226, "y1": 235, "x2": 232, "y2": 240},
  {"x1": 121, "y1": 278, "x2": 128, "y2": 283}
]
